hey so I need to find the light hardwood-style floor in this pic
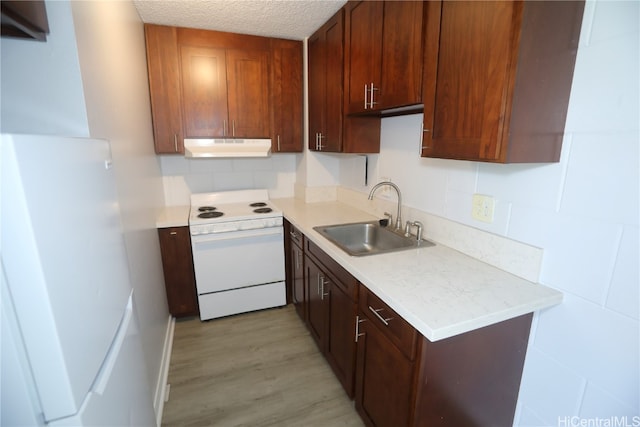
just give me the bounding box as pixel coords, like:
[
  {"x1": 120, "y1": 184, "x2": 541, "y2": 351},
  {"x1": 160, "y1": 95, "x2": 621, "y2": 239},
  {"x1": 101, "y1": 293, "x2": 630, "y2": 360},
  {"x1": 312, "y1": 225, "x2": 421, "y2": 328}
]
[{"x1": 161, "y1": 305, "x2": 364, "y2": 426}]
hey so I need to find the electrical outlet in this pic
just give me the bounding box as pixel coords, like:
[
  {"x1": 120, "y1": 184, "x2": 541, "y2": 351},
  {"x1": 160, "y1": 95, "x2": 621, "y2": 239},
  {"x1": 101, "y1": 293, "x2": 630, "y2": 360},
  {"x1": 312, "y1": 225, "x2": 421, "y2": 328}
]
[{"x1": 472, "y1": 194, "x2": 495, "y2": 223}]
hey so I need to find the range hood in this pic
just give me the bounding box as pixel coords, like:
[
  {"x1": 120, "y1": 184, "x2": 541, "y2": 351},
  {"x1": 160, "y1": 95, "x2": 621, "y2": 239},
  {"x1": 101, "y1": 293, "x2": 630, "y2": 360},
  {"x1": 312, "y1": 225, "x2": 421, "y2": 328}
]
[{"x1": 184, "y1": 138, "x2": 272, "y2": 158}]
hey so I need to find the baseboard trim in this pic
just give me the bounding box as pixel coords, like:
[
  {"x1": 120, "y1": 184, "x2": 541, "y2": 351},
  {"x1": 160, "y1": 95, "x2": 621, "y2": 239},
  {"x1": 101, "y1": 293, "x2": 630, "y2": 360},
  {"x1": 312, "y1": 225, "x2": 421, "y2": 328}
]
[{"x1": 154, "y1": 315, "x2": 175, "y2": 427}]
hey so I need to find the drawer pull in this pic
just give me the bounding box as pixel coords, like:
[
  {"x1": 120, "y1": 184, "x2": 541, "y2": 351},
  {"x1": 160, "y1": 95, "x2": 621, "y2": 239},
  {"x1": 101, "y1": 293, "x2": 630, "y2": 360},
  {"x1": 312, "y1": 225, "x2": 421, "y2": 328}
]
[
  {"x1": 289, "y1": 231, "x2": 299, "y2": 239},
  {"x1": 368, "y1": 305, "x2": 393, "y2": 326}
]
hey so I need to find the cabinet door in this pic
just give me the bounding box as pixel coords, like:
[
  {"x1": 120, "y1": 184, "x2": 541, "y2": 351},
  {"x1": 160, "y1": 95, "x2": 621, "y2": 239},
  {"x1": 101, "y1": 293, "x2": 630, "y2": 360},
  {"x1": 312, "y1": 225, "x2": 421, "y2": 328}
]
[
  {"x1": 307, "y1": 29, "x2": 325, "y2": 151},
  {"x1": 305, "y1": 257, "x2": 327, "y2": 351},
  {"x1": 325, "y1": 280, "x2": 357, "y2": 398},
  {"x1": 270, "y1": 39, "x2": 303, "y2": 152},
  {"x1": 323, "y1": 12, "x2": 344, "y2": 152},
  {"x1": 157, "y1": 227, "x2": 199, "y2": 317},
  {"x1": 378, "y1": 1, "x2": 424, "y2": 109},
  {"x1": 180, "y1": 45, "x2": 228, "y2": 138},
  {"x1": 355, "y1": 314, "x2": 416, "y2": 427},
  {"x1": 308, "y1": 11, "x2": 344, "y2": 152},
  {"x1": 344, "y1": 1, "x2": 383, "y2": 114},
  {"x1": 291, "y1": 243, "x2": 305, "y2": 321},
  {"x1": 422, "y1": 1, "x2": 517, "y2": 161},
  {"x1": 226, "y1": 49, "x2": 270, "y2": 138},
  {"x1": 145, "y1": 25, "x2": 184, "y2": 154}
]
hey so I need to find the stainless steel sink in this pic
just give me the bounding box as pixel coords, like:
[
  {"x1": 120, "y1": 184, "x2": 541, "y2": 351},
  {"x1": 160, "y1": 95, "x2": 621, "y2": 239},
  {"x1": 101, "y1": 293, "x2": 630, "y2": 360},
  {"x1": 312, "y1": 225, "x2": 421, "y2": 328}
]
[{"x1": 313, "y1": 221, "x2": 434, "y2": 257}]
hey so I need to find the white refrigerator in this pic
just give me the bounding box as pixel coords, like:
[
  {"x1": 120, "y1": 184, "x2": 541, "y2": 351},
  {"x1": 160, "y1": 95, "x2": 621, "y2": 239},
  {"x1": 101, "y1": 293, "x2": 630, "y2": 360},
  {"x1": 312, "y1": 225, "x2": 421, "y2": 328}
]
[{"x1": 1, "y1": 134, "x2": 156, "y2": 426}]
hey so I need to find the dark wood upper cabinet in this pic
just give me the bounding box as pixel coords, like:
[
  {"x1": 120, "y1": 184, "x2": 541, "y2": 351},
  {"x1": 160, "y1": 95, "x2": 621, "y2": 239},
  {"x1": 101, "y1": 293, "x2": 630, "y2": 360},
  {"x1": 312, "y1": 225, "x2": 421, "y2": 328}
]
[
  {"x1": 145, "y1": 25, "x2": 302, "y2": 154},
  {"x1": 145, "y1": 24, "x2": 184, "y2": 154},
  {"x1": 308, "y1": 10, "x2": 344, "y2": 153},
  {"x1": 421, "y1": 0, "x2": 585, "y2": 163},
  {"x1": 1, "y1": 0, "x2": 49, "y2": 41},
  {"x1": 225, "y1": 48, "x2": 270, "y2": 138},
  {"x1": 344, "y1": 1, "x2": 424, "y2": 114},
  {"x1": 180, "y1": 44, "x2": 269, "y2": 139},
  {"x1": 180, "y1": 45, "x2": 228, "y2": 138},
  {"x1": 308, "y1": 9, "x2": 381, "y2": 154},
  {"x1": 270, "y1": 39, "x2": 303, "y2": 152}
]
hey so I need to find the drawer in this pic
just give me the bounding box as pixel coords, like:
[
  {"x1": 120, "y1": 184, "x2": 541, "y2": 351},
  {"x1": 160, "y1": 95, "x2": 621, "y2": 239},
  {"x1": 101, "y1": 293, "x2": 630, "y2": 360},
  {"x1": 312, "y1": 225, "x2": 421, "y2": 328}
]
[
  {"x1": 306, "y1": 239, "x2": 358, "y2": 301},
  {"x1": 288, "y1": 223, "x2": 304, "y2": 248},
  {"x1": 359, "y1": 283, "x2": 417, "y2": 360}
]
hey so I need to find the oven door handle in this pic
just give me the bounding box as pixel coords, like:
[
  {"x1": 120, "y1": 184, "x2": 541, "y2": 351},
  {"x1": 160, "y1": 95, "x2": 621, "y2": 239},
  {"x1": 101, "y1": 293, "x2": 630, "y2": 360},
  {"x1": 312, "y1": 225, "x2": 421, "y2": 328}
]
[{"x1": 191, "y1": 227, "x2": 283, "y2": 243}]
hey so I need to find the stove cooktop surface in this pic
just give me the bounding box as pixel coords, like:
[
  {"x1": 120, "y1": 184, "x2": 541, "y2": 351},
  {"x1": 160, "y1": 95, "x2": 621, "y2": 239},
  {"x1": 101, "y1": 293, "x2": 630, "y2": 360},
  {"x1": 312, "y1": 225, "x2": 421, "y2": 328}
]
[{"x1": 189, "y1": 189, "x2": 281, "y2": 225}]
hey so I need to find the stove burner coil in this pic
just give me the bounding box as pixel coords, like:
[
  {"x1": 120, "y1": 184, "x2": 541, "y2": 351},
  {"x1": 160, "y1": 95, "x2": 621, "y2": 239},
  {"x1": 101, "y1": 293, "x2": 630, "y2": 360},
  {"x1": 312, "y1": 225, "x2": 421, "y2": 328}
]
[
  {"x1": 198, "y1": 211, "x2": 224, "y2": 219},
  {"x1": 198, "y1": 206, "x2": 217, "y2": 212},
  {"x1": 249, "y1": 202, "x2": 267, "y2": 207},
  {"x1": 253, "y1": 207, "x2": 273, "y2": 214}
]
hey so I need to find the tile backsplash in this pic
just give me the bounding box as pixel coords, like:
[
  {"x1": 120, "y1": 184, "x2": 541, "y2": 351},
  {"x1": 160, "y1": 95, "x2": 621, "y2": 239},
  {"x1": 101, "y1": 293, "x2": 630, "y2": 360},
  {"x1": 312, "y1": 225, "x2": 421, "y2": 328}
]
[{"x1": 159, "y1": 154, "x2": 298, "y2": 205}]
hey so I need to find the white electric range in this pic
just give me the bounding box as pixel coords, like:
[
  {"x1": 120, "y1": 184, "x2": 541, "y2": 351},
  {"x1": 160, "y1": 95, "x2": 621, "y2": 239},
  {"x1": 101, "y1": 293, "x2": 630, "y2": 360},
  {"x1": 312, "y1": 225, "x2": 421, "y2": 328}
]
[{"x1": 188, "y1": 189, "x2": 286, "y2": 320}]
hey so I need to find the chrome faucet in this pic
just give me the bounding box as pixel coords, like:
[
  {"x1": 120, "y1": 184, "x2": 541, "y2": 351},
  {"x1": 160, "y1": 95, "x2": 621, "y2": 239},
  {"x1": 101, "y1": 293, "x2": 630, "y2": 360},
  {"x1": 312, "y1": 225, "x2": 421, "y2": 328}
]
[{"x1": 368, "y1": 181, "x2": 402, "y2": 230}]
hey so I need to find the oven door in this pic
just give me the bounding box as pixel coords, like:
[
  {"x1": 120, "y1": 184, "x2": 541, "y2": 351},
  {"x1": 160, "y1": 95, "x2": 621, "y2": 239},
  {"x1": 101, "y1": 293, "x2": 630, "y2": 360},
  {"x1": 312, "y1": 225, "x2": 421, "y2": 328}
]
[{"x1": 190, "y1": 226, "x2": 285, "y2": 294}]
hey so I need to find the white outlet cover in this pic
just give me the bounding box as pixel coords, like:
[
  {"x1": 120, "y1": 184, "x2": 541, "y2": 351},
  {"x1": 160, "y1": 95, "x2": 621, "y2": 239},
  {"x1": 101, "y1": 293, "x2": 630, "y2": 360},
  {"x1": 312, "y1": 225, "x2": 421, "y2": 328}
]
[{"x1": 472, "y1": 194, "x2": 495, "y2": 223}]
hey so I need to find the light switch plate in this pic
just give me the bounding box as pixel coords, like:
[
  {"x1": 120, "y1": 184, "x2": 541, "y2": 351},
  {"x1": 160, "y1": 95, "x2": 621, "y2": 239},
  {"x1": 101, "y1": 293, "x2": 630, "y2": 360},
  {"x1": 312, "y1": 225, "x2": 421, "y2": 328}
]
[{"x1": 472, "y1": 194, "x2": 495, "y2": 223}]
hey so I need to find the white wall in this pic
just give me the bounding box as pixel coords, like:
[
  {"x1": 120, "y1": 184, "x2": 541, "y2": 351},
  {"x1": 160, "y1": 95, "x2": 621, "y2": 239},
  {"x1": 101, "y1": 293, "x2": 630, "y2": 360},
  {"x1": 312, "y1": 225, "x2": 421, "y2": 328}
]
[
  {"x1": 1, "y1": 0, "x2": 170, "y2": 419},
  {"x1": 339, "y1": 1, "x2": 639, "y2": 424},
  {"x1": 0, "y1": 1, "x2": 89, "y2": 136},
  {"x1": 69, "y1": 0, "x2": 169, "y2": 412}
]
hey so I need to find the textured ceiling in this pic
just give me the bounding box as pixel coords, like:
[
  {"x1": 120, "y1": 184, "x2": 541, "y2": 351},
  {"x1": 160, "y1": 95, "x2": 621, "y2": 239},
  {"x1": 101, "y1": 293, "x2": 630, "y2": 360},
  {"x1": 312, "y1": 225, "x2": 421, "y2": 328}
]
[{"x1": 133, "y1": 0, "x2": 347, "y2": 40}]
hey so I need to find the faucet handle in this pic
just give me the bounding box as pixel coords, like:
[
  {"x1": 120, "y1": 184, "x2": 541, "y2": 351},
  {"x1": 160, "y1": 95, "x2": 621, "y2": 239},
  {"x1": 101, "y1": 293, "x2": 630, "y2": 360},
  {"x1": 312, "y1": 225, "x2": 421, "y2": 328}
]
[
  {"x1": 412, "y1": 221, "x2": 423, "y2": 241},
  {"x1": 382, "y1": 212, "x2": 393, "y2": 227}
]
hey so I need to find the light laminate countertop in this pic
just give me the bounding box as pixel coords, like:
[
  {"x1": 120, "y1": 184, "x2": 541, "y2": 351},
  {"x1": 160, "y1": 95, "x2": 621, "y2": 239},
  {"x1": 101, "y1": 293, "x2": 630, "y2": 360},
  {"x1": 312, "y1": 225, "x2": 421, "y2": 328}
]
[
  {"x1": 156, "y1": 205, "x2": 190, "y2": 228},
  {"x1": 155, "y1": 199, "x2": 562, "y2": 341},
  {"x1": 271, "y1": 198, "x2": 562, "y2": 342}
]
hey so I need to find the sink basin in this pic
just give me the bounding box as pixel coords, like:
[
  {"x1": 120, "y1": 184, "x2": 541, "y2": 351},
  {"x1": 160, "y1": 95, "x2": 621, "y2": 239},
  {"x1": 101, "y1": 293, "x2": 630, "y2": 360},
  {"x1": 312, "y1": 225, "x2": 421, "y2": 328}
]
[{"x1": 313, "y1": 221, "x2": 434, "y2": 257}]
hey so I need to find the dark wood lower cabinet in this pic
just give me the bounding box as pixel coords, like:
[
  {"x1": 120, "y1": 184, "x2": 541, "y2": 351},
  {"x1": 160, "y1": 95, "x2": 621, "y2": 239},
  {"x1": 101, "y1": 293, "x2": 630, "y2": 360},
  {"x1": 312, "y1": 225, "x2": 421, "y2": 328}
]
[
  {"x1": 285, "y1": 219, "x2": 306, "y2": 321},
  {"x1": 304, "y1": 241, "x2": 359, "y2": 398},
  {"x1": 324, "y1": 273, "x2": 357, "y2": 398},
  {"x1": 157, "y1": 227, "x2": 199, "y2": 317},
  {"x1": 305, "y1": 257, "x2": 327, "y2": 350},
  {"x1": 290, "y1": 242, "x2": 305, "y2": 320},
  {"x1": 413, "y1": 312, "x2": 533, "y2": 427},
  {"x1": 291, "y1": 232, "x2": 533, "y2": 426},
  {"x1": 355, "y1": 315, "x2": 418, "y2": 427}
]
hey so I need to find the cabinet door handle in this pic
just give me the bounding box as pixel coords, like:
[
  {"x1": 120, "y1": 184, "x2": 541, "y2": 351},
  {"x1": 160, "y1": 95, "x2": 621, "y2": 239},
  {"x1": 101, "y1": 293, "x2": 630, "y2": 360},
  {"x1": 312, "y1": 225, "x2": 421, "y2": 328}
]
[
  {"x1": 223, "y1": 119, "x2": 227, "y2": 137},
  {"x1": 320, "y1": 276, "x2": 329, "y2": 300},
  {"x1": 355, "y1": 315, "x2": 367, "y2": 342},
  {"x1": 369, "y1": 83, "x2": 378, "y2": 109},
  {"x1": 295, "y1": 250, "x2": 301, "y2": 270},
  {"x1": 277, "y1": 135, "x2": 281, "y2": 152},
  {"x1": 364, "y1": 83, "x2": 368, "y2": 110},
  {"x1": 368, "y1": 305, "x2": 393, "y2": 326},
  {"x1": 170, "y1": 231, "x2": 177, "y2": 235},
  {"x1": 317, "y1": 133, "x2": 325, "y2": 151},
  {"x1": 174, "y1": 134, "x2": 178, "y2": 152},
  {"x1": 232, "y1": 120, "x2": 236, "y2": 137},
  {"x1": 420, "y1": 121, "x2": 431, "y2": 153}
]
